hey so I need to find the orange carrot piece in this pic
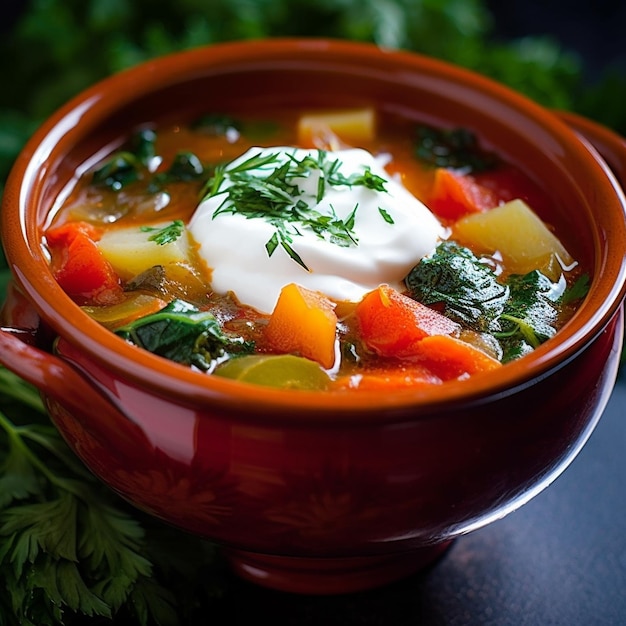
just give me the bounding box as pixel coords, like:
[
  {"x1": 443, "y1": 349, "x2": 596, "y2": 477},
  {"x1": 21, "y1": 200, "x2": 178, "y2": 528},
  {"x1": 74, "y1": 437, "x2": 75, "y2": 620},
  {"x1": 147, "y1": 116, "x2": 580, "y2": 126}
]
[
  {"x1": 427, "y1": 168, "x2": 500, "y2": 221},
  {"x1": 355, "y1": 284, "x2": 460, "y2": 358},
  {"x1": 265, "y1": 283, "x2": 338, "y2": 369},
  {"x1": 413, "y1": 334, "x2": 502, "y2": 380},
  {"x1": 331, "y1": 365, "x2": 441, "y2": 392}
]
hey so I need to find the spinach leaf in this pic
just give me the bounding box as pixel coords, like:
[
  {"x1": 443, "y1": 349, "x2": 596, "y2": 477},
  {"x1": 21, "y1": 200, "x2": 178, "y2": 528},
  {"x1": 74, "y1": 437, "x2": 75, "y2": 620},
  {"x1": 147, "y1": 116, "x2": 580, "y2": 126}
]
[
  {"x1": 405, "y1": 242, "x2": 571, "y2": 363},
  {"x1": 405, "y1": 241, "x2": 509, "y2": 332},
  {"x1": 91, "y1": 129, "x2": 157, "y2": 191},
  {"x1": 147, "y1": 151, "x2": 207, "y2": 193},
  {"x1": 495, "y1": 270, "x2": 565, "y2": 362},
  {"x1": 92, "y1": 151, "x2": 142, "y2": 191},
  {"x1": 115, "y1": 299, "x2": 253, "y2": 372},
  {"x1": 191, "y1": 114, "x2": 241, "y2": 136},
  {"x1": 415, "y1": 125, "x2": 500, "y2": 173}
]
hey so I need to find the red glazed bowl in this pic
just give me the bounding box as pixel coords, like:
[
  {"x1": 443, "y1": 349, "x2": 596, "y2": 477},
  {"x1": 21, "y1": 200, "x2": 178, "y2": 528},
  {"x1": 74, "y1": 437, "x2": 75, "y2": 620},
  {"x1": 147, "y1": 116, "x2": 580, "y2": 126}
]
[{"x1": 1, "y1": 39, "x2": 626, "y2": 595}]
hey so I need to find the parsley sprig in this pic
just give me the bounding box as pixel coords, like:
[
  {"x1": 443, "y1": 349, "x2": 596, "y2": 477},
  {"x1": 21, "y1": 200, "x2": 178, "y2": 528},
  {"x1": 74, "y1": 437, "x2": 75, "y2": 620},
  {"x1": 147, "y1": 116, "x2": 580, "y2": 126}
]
[
  {"x1": 140, "y1": 220, "x2": 185, "y2": 245},
  {"x1": 0, "y1": 366, "x2": 224, "y2": 625},
  {"x1": 202, "y1": 149, "x2": 390, "y2": 270}
]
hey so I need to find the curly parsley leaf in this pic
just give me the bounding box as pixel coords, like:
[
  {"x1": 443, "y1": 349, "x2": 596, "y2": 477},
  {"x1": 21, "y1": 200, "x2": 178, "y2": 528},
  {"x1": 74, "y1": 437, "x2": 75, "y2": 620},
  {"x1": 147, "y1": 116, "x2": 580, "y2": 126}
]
[{"x1": 0, "y1": 366, "x2": 226, "y2": 626}]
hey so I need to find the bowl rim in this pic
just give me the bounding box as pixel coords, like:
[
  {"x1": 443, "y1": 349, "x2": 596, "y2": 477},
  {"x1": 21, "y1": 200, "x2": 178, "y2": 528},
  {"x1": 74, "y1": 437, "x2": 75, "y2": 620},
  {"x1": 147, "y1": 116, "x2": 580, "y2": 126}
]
[{"x1": 3, "y1": 37, "x2": 626, "y2": 418}]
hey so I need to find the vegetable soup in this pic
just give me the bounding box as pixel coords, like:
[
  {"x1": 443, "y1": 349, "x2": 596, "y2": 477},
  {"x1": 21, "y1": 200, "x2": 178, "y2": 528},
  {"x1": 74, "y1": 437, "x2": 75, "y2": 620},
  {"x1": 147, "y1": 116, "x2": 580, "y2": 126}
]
[{"x1": 44, "y1": 107, "x2": 588, "y2": 391}]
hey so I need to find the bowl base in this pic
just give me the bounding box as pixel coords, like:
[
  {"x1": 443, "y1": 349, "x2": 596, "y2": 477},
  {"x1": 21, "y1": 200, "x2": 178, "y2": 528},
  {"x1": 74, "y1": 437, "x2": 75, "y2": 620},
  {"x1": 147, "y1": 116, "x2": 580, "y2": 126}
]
[{"x1": 223, "y1": 541, "x2": 453, "y2": 594}]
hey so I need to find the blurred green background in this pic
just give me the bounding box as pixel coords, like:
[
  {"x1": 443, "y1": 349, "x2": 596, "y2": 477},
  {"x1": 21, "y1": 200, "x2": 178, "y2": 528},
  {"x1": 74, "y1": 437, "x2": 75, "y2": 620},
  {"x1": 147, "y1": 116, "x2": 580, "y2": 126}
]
[{"x1": 1, "y1": 0, "x2": 625, "y2": 198}]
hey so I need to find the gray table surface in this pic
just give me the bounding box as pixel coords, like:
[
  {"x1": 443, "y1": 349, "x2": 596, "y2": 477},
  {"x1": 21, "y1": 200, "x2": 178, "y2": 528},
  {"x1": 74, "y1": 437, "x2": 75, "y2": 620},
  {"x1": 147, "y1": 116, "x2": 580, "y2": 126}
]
[{"x1": 212, "y1": 371, "x2": 626, "y2": 625}]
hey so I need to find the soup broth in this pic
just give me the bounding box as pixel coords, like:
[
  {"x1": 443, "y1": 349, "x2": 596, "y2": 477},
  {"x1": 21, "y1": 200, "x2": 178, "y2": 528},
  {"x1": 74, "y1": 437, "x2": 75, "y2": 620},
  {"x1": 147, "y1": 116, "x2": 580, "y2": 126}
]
[{"x1": 44, "y1": 106, "x2": 587, "y2": 391}]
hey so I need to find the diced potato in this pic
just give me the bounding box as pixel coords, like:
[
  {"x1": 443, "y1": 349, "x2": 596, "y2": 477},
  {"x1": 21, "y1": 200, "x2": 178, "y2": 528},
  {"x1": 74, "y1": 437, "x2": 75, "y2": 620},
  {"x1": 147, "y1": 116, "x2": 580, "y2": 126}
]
[
  {"x1": 451, "y1": 199, "x2": 574, "y2": 278},
  {"x1": 297, "y1": 107, "x2": 376, "y2": 148},
  {"x1": 98, "y1": 222, "x2": 195, "y2": 280}
]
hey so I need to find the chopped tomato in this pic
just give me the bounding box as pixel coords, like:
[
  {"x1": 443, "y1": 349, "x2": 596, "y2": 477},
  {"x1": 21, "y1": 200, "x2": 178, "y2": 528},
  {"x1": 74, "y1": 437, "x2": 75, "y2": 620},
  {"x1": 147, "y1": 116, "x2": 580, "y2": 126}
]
[
  {"x1": 427, "y1": 168, "x2": 501, "y2": 221},
  {"x1": 46, "y1": 221, "x2": 123, "y2": 305},
  {"x1": 355, "y1": 284, "x2": 460, "y2": 358}
]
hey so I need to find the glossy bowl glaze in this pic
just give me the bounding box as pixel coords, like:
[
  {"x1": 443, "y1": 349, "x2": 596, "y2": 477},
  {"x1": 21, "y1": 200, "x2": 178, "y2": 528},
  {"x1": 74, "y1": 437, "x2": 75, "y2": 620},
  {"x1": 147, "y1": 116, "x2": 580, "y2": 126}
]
[{"x1": 2, "y1": 39, "x2": 626, "y2": 594}]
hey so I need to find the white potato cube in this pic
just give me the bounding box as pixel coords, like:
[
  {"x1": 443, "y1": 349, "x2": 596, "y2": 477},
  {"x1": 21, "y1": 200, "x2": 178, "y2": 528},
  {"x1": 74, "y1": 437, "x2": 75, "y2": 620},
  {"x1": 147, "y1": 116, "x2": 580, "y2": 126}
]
[
  {"x1": 452, "y1": 199, "x2": 574, "y2": 278},
  {"x1": 98, "y1": 222, "x2": 194, "y2": 280},
  {"x1": 297, "y1": 108, "x2": 376, "y2": 147}
]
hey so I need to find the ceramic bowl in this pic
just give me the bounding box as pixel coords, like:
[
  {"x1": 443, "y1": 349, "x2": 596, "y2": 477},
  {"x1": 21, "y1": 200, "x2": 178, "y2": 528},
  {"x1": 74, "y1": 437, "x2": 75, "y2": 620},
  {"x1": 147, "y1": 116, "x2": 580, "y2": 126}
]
[{"x1": 2, "y1": 39, "x2": 626, "y2": 595}]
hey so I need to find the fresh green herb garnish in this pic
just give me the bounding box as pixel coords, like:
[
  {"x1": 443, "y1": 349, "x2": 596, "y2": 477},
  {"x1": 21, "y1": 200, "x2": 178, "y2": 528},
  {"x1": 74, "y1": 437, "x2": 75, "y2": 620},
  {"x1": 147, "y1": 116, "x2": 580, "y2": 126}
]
[
  {"x1": 115, "y1": 299, "x2": 254, "y2": 372},
  {"x1": 204, "y1": 150, "x2": 390, "y2": 270},
  {"x1": 378, "y1": 207, "x2": 395, "y2": 224},
  {"x1": 415, "y1": 125, "x2": 499, "y2": 173},
  {"x1": 140, "y1": 220, "x2": 185, "y2": 245}
]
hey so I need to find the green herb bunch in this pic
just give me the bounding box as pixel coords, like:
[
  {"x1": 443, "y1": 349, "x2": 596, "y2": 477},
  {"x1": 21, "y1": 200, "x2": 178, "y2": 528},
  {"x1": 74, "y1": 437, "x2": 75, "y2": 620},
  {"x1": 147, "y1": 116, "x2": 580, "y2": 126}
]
[{"x1": 0, "y1": 369, "x2": 226, "y2": 625}]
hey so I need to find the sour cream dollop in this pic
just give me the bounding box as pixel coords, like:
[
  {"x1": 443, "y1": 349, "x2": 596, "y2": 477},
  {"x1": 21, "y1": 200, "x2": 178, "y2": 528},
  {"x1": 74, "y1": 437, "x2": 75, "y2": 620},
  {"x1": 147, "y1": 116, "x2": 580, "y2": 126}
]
[{"x1": 189, "y1": 147, "x2": 443, "y2": 313}]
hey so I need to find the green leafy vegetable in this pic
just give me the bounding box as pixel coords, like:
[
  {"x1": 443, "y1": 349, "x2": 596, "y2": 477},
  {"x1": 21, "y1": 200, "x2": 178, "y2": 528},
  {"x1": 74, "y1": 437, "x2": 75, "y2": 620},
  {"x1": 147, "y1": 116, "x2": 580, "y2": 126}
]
[
  {"x1": 405, "y1": 241, "x2": 509, "y2": 332},
  {"x1": 190, "y1": 113, "x2": 241, "y2": 136},
  {"x1": 415, "y1": 125, "x2": 499, "y2": 173},
  {"x1": 92, "y1": 152, "x2": 142, "y2": 191},
  {"x1": 91, "y1": 129, "x2": 158, "y2": 191},
  {"x1": 405, "y1": 241, "x2": 571, "y2": 362},
  {"x1": 147, "y1": 151, "x2": 207, "y2": 192},
  {"x1": 115, "y1": 299, "x2": 254, "y2": 371},
  {"x1": 561, "y1": 272, "x2": 590, "y2": 305},
  {"x1": 494, "y1": 270, "x2": 565, "y2": 361}
]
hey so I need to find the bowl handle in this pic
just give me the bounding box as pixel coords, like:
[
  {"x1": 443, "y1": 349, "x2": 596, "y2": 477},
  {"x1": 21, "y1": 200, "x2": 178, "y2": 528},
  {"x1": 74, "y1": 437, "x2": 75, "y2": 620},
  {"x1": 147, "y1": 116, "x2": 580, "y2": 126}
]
[
  {"x1": 0, "y1": 283, "x2": 125, "y2": 422},
  {"x1": 555, "y1": 110, "x2": 626, "y2": 188},
  {"x1": 0, "y1": 326, "x2": 126, "y2": 421}
]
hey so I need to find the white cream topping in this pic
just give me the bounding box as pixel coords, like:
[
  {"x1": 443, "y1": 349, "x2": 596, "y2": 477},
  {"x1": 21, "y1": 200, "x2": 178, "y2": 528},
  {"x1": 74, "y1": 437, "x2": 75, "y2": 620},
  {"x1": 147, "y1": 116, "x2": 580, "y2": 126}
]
[{"x1": 189, "y1": 146, "x2": 443, "y2": 313}]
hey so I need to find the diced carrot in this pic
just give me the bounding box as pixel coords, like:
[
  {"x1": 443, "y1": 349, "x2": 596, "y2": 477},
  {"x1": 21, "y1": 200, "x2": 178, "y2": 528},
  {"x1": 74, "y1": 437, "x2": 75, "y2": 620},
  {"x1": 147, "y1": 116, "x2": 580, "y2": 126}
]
[
  {"x1": 331, "y1": 365, "x2": 441, "y2": 391},
  {"x1": 355, "y1": 284, "x2": 460, "y2": 358},
  {"x1": 427, "y1": 168, "x2": 500, "y2": 221},
  {"x1": 265, "y1": 283, "x2": 338, "y2": 369},
  {"x1": 47, "y1": 222, "x2": 123, "y2": 305},
  {"x1": 413, "y1": 334, "x2": 502, "y2": 380}
]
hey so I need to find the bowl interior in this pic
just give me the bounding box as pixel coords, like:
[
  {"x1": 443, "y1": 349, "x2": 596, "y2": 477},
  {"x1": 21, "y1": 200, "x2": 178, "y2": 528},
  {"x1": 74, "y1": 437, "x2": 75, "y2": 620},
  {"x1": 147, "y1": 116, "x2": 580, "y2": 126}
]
[{"x1": 3, "y1": 39, "x2": 626, "y2": 415}]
